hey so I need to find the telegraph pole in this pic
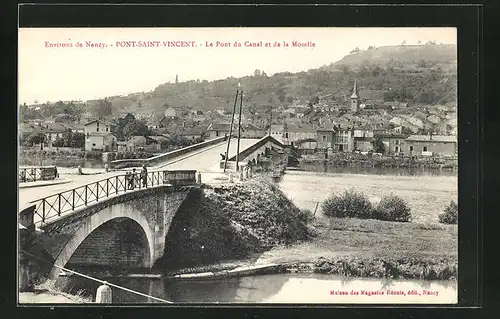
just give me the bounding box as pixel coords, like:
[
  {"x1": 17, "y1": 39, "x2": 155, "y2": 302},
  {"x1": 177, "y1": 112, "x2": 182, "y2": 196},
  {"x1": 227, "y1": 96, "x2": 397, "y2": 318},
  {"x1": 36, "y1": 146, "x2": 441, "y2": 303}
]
[
  {"x1": 224, "y1": 84, "x2": 240, "y2": 172},
  {"x1": 236, "y1": 90, "x2": 243, "y2": 171},
  {"x1": 268, "y1": 106, "x2": 272, "y2": 136}
]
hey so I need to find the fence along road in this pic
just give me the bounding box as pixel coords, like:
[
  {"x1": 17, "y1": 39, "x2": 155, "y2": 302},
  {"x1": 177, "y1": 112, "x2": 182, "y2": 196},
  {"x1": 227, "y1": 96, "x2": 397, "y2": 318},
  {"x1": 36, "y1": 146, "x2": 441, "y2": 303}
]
[{"x1": 18, "y1": 138, "x2": 260, "y2": 210}]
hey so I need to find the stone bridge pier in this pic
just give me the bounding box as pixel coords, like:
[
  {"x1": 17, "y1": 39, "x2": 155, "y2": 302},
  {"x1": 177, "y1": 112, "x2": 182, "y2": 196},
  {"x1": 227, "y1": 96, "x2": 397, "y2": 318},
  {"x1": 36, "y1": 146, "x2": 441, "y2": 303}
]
[{"x1": 25, "y1": 185, "x2": 201, "y2": 279}]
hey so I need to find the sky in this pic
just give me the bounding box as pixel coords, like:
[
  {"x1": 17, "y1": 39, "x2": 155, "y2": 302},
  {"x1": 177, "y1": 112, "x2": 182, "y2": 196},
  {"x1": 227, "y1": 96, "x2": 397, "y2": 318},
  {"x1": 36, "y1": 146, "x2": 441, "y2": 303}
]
[{"x1": 18, "y1": 27, "x2": 456, "y2": 104}]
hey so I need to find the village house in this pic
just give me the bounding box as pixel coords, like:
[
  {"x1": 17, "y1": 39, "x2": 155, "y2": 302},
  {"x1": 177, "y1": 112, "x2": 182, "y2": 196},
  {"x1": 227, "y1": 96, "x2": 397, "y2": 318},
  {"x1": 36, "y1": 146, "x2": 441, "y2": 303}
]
[
  {"x1": 125, "y1": 135, "x2": 148, "y2": 152},
  {"x1": 145, "y1": 135, "x2": 169, "y2": 152},
  {"x1": 316, "y1": 128, "x2": 336, "y2": 150},
  {"x1": 374, "y1": 133, "x2": 408, "y2": 155},
  {"x1": 164, "y1": 106, "x2": 189, "y2": 118},
  {"x1": 352, "y1": 124, "x2": 375, "y2": 152},
  {"x1": 242, "y1": 123, "x2": 267, "y2": 139},
  {"x1": 179, "y1": 126, "x2": 206, "y2": 140},
  {"x1": 66, "y1": 123, "x2": 85, "y2": 134},
  {"x1": 207, "y1": 122, "x2": 242, "y2": 139},
  {"x1": 332, "y1": 125, "x2": 355, "y2": 152},
  {"x1": 282, "y1": 123, "x2": 317, "y2": 146},
  {"x1": 401, "y1": 134, "x2": 457, "y2": 156},
  {"x1": 84, "y1": 119, "x2": 117, "y2": 152},
  {"x1": 270, "y1": 124, "x2": 284, "y2": 141},
  {"x1": 41, "y1": 122, "x2": 69, "y2": 144}
]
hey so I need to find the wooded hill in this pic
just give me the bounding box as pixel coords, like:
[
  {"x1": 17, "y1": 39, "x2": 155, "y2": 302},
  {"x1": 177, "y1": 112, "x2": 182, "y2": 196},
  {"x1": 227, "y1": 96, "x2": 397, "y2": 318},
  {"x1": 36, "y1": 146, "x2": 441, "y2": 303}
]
[{"x1": 20, "y1": 43, "x2": 457, "y2": 123}]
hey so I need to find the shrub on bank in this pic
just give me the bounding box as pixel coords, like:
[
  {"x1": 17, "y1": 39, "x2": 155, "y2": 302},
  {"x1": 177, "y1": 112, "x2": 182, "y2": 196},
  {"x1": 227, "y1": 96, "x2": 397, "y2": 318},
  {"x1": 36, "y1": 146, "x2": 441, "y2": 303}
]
[
  {"x1": 297, "y1": 209, "x2": 315, "y2": 224},
  {"x1": 321, "y1": 189, "x2": 373, "y2": 219},
  {"x1": 438, "y1": 200, "x2": 458, "y2": 224},
  {"x1": 374, "y1": 194, "x2": 412, "y2": 222}
]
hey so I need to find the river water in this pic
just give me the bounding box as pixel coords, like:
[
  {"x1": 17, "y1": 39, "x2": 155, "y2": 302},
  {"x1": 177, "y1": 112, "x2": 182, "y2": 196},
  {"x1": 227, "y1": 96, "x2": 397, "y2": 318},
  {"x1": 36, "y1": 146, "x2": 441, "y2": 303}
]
[
  {"x1": 57, "y1": 273, "x2": 457, "y2": 304},
  {"x1": 19, "y1": 157, "x2": 104, "y2": 169}
]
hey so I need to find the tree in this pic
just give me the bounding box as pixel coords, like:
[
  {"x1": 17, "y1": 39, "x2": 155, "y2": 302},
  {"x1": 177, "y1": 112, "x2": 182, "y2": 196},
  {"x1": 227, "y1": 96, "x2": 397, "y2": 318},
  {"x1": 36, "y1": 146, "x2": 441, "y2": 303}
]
[
  {"x1": 371, "y1": 65, "x2": 384, "y2": 77},
  {"x1": 350, "y1": 47, "x2": 361, "y2": 53},
  {"x1": 25, "y1": 132, "x2": 46, "y2": 146},
  {"x1": 254, "y1": 69, "x2": 261, "y2": 77},
  {"x1": 92, "y1": 98, "x2": 113, "y2": 118},
  {"x1": 71, "y1": 132, "x2": 85, "y2": 148},
  {"x1": 122, "y1": 119, "x2": 150, "y2": 139},
  {"x1": 371, "y1": 136, "x2": 386, "y2": 154}
]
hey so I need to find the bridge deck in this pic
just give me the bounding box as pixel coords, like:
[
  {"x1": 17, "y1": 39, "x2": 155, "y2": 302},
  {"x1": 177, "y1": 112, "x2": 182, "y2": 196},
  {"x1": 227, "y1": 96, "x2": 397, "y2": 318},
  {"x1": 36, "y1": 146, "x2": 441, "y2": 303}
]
[{"x1": 18, "y1": 138, "x2": 261, "y2": 209}]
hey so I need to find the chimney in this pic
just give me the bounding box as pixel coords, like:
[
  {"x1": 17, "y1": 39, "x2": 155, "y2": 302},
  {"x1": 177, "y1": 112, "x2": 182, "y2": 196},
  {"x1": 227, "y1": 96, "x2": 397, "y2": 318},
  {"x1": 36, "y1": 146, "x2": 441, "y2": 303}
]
[{"x1": 430, "y1": 131, "x2": 433, "y2": 140}]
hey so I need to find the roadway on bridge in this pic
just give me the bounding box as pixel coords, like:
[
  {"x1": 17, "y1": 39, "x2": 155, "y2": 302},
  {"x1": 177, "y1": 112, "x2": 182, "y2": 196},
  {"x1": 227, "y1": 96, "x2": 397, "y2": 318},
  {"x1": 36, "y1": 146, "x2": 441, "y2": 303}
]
[{"x1": 18, "y1": 138, "x2": 260, "y2": 209}]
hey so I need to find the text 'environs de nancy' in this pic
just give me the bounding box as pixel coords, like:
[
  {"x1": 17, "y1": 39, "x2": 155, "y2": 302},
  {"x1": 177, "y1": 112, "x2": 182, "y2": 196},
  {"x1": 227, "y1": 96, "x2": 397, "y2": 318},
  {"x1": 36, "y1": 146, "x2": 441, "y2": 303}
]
[{"x1": 44, "y1": 40, "x2": 317, "y2": 49}]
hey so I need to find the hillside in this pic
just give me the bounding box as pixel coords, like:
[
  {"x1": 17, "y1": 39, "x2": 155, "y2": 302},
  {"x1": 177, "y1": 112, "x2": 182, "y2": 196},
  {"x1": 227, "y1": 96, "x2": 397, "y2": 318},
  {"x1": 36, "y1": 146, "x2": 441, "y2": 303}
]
[
  {"x1": 20, "y1": 44, "x2": 457, "y2": 125},
  {"x1": 324, "y1": 44, "x2": 456, "y2": 72}
]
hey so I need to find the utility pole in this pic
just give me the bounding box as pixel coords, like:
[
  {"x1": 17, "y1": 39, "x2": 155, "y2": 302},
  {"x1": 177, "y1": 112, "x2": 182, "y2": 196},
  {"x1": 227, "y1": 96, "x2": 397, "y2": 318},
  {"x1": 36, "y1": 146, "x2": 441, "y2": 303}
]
[
  {"x1": 236, "y1": 90, "x2": 243, "y2": 171},
  {"x1": 268, "y1": 106, "x2": 272, "y2": 136},
  {"x1": 223, "y1": 84, "x2": 240, "y2": 172}
]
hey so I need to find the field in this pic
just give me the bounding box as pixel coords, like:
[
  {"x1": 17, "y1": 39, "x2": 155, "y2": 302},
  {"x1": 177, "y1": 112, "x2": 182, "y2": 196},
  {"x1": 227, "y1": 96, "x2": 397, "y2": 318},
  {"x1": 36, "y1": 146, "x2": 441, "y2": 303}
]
[{"x1": 279, "y1": 171, "x2": 458, "y2": 223}]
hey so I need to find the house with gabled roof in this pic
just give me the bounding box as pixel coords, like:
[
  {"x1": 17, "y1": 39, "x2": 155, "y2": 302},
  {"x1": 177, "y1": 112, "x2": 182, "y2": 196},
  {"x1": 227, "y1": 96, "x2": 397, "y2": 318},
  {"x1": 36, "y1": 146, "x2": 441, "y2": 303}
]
[
  {"x1": 84, "y1": 119, "x2": 117, "y2": 152},
  {"x1": 207, "y1": 122, "x2": 244, "y2": 139},
  {"x1": 401, "y1": 134, "x2": 457, "y2": 156}
]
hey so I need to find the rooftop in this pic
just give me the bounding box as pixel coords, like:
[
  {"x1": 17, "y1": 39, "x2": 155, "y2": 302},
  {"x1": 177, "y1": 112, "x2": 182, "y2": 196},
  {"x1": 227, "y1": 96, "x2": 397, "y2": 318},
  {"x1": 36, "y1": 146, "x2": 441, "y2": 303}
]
[
  {"x1": 207, "y1": 122, "x2": 244, "y2": 132},
  {"x1": 406, "y1": 135, "x2": 457, "y2": 142},
  {"x1": 84, "y1": 119, "x2": 112, "y2": 126}
]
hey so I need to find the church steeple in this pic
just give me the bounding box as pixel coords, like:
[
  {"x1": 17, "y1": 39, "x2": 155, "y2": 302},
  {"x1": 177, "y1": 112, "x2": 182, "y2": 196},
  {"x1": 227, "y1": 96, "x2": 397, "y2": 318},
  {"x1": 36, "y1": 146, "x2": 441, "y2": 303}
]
[
  {"x1": 350, "y1": 79, "x2": 360, "y2": 112},
  {"x1": 351, "y1": 79, "x2": 359, "y2": 99}
]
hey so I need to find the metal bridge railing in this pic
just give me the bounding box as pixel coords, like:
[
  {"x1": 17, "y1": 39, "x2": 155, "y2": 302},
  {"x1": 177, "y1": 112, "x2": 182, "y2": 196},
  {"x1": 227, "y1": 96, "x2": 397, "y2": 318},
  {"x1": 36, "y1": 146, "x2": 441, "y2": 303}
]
[
  {"x1": 19, "y1": 166, "x2": 57, "y2": 183},
  {"x1": 29, "y1": 170, "x2": 196, "y2": 228}
]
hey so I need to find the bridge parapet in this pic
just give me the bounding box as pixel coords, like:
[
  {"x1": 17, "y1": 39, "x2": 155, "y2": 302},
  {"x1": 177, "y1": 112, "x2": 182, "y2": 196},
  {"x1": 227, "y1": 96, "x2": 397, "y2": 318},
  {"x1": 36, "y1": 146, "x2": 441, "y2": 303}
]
[
  {"x1": 19, "y1": 166, "x2": 58, "y2": 183},
  {"x1": 110, "y1": 136, "x2": 228, "y2": 169},
  {"x1": 226, "y1": 135, "x2": 285, "y2": 164},
  {"x1": 21, "y1": 169, "x2": 198, "y2": 229}
]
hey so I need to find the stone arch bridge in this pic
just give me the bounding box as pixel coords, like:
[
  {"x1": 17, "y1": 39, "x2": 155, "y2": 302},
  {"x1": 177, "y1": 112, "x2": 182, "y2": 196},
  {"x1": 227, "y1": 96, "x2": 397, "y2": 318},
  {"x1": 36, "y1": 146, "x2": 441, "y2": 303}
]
[{"x1": 19, "y1": 170, "x2": 201, "y2": 279}]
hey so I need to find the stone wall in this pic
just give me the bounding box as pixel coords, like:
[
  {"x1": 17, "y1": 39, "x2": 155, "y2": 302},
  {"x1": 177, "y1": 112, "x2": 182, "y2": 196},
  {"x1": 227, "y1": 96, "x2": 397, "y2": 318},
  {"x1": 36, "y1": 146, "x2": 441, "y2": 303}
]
[{"x1": 66, "y1": 217, "x2": 150, "y2": 270}]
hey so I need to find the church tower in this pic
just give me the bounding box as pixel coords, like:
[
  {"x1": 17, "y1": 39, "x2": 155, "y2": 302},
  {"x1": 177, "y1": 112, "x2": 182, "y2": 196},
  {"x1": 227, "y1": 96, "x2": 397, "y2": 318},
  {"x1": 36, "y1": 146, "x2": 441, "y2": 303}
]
[{"x1": 350, "y1": 79, "x2": 360, "y2": 112}]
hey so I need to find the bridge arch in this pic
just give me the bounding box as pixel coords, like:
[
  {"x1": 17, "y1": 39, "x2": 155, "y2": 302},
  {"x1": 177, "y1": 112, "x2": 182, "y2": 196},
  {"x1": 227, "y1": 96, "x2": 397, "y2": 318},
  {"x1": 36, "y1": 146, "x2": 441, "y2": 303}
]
[{"x1": 48, "y1": 206, "x2": 155, "y2": 279}]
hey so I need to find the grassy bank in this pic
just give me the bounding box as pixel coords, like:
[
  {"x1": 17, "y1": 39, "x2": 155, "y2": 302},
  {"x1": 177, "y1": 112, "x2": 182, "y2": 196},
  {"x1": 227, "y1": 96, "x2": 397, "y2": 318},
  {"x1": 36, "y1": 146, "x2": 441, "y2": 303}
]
[
  {"x1": 19, "y1": 280, "x2": 93, "y2": 304},
  {"x1": 160, "y1": 179, "x2": 312, "y2": 272},
  {"x1": 253, "y1": 216, "x2": 457, "y2": 280}
]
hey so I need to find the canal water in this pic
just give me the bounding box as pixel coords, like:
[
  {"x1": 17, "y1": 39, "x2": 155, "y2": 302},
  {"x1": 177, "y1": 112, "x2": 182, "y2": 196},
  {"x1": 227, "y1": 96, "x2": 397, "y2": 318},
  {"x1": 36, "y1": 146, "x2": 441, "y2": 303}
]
[
  {"x1": 57, "y1": 273, "x2": 457, "y2": 304},
  {"x1": 19, "y1": 157, "x2": 104, "y2": 169}
]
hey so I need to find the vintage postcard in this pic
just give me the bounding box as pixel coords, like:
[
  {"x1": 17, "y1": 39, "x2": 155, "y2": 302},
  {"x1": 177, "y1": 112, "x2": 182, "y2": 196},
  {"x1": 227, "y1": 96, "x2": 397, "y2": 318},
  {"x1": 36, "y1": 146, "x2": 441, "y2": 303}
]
[{"x1": 18, "y1": 27, "x2": 458, "y2": 304}]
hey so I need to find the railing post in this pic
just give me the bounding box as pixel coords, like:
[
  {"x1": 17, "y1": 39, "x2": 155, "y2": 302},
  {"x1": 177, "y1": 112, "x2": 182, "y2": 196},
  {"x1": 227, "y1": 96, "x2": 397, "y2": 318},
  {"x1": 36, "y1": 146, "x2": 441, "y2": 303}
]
[
  {"x1": 85, "y1": 186, "x2": 88, "y2": 206},
  {"x1": 96, "y1": 181, "x2": 99, "y2": 200},
  {"x1": 106, "y1": 179, "x2": 109, "y2": 196},
  {"x1": 72, "y1": 189, "x2": 75, "y2": 210},
  {"x1": 58, "y1": 194, "x2": 61, "y2": 216},
  {"x1": 116, "y1": 176, "x2": 119, "y2": 194},
  {"x1": 42, "y1": 200, "x2": 45, "y2": 223}
]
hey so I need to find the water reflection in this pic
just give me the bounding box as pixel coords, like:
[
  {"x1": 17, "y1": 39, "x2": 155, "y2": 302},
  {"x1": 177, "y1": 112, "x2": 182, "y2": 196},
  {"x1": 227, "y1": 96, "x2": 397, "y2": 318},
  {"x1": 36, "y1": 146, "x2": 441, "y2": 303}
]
[
  {"x1": 19, "y1": 157, "x2": 104, "y2": 169},
  {"x1": 300, "y1": 163, "x2": 457, "y2": 177},
  {"x1": 56, "y1": 273, "x2": 456, "y2": 304}
]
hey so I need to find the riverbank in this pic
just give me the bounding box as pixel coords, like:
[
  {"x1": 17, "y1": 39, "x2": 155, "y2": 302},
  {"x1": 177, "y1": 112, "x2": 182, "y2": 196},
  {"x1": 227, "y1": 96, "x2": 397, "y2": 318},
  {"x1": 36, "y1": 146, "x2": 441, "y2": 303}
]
[
  {"x1": 159, "y1": 215, "x2": 456, "y2": 280},
  {"x1": 301, "y1": 152, "x2": 458, "y2": 170},
  {"x1": 19, "y1": 280, "x2": 92, "y2": 304}
]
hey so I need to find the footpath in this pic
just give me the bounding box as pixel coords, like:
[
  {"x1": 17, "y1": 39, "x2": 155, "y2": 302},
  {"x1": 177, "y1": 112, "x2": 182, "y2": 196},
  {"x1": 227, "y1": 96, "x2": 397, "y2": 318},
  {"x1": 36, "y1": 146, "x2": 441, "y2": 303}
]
[{"x1": 18, "y1": 179, "x2": 72, "y2": 189}]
